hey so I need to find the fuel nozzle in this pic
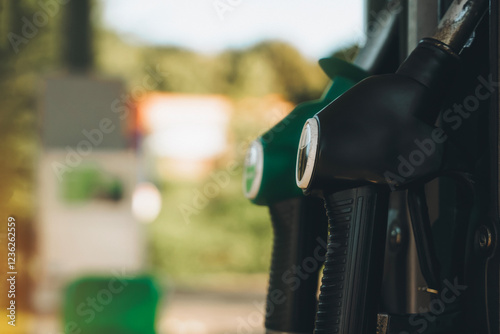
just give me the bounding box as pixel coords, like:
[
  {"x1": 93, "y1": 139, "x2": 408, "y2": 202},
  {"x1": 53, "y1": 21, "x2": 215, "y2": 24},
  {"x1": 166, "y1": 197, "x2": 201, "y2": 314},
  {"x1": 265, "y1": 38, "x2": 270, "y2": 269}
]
[
  {"x1": 243, "y1": 58, "x2": 366, "y2": 205},
  {"x1": 297, "y1": 0, "x2": 487, "y2": 194},
  {"x1": 295, "y1": 1, "x2": 488, "y2": 333},
  {"x1": 242, "y1": 58, "x2": 367, "y2": 334}
]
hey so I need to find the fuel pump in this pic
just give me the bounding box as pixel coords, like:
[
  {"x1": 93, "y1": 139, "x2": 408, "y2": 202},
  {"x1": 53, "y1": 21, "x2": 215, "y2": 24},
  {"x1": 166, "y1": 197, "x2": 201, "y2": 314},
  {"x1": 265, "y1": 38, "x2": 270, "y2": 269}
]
[
  {"x1": 243, "y1": 61, "x2": 365, "y2": 334},
  {"x1": 243, "y1": 2, "x2": 400, "y2": 332},
  {"x1": 295, "y1": 0, "x2": 487, "y2": 333}
]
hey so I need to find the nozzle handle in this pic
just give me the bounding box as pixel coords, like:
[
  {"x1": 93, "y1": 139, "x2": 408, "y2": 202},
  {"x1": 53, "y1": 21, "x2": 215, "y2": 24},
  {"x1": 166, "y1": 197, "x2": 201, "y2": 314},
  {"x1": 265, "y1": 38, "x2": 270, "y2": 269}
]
[
  {"x1": 314, "y1": 186, "x2": 389, "y2": 334},
  {"x1": 265, "y1": 197, "x2": 328, "y2": 333}
]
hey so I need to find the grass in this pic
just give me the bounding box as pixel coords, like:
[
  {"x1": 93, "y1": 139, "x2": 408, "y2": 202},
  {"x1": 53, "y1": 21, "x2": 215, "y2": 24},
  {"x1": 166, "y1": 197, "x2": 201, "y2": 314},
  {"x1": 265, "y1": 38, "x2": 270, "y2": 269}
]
[{"x1": 147, "y1": 169, "x2": 273, "y2": 283}]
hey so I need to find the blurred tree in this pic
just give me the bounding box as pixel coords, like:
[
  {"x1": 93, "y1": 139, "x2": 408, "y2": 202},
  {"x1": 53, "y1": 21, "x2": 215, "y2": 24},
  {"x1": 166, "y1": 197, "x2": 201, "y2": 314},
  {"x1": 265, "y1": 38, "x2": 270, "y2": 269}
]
[
  {"x1": 96, "y1": 31, "x2": 330, "y2": 104},
  {"x1": 245, "y1": 41, "x2": 328, "y2": 103},
  {"x1": 0, "y1": 0, "x2": 62, "y2": 314}
]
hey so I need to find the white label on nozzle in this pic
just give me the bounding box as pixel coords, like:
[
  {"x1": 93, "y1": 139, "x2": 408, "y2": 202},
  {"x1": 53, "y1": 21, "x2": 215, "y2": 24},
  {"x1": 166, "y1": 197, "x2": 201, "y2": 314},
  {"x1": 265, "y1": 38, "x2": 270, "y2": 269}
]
[
  {"x1": 243, "y1": 140, "x2": 264, "y2": 199},
  {"x1": 296, "y1": 118, "x2": 319, "y2": 189}
]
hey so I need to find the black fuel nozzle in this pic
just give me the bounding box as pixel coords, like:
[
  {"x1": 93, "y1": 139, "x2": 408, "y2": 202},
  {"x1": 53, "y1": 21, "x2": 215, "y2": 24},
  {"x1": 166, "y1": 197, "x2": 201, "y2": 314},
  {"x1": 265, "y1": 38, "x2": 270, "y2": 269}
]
[
  {"x1": 295, "y1": 1, "x2": 488, "y2": 333},
  {"x1": 297, "y1": 38, "x2": 461, "y2": 195}
]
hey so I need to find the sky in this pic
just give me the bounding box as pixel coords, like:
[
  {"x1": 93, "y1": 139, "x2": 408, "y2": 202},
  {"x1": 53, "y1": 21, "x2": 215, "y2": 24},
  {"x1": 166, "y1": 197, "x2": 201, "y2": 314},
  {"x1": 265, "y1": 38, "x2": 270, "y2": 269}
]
[{"x1": 99, "y1": 0, "x2": 364, "y2": 60}]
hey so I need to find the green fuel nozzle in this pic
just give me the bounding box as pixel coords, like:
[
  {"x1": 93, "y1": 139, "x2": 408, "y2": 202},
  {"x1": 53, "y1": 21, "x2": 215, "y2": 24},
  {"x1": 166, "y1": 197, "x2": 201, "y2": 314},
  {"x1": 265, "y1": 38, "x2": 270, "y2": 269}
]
[
  {"x1": 242, "y1": 57, "x2": 368, "y2": 334},
  {"x1": 243, "y1": 57, "x2": 368, "y2": 206}
]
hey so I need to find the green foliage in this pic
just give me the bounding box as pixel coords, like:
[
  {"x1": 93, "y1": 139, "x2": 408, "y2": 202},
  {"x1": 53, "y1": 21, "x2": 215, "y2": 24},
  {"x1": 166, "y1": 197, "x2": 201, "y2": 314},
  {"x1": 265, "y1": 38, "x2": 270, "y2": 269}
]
[
  {"x1": 96, "y1": 36, "x2": 330, "y2": 104},
  {"x1": 0, "y1": 0, "x2": 63, "y2": 311},
  {"x1": 0, "y1": 0, "x2": 60, "y2": 218},
  {"x1": 147, "y1": 174, "x2": 272, "y2": 277}
]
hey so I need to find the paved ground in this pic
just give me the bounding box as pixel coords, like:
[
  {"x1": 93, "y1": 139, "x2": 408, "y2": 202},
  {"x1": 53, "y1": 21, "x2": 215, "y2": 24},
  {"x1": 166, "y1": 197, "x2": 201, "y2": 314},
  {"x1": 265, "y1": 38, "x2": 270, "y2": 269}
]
[
  {"x1": 30, "y1": 288, "x2": 267, "y2": 334},
  {"x1": 158, "y1": 289, "x2": 267, "y2": 334}
]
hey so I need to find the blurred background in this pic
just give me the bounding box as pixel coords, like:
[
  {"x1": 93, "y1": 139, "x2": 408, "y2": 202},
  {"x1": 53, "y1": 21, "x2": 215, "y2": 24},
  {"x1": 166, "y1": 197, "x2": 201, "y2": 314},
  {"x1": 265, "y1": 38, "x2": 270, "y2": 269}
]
[{"x1": 0, "y1": 0, "x2": 363, "y2": 333}]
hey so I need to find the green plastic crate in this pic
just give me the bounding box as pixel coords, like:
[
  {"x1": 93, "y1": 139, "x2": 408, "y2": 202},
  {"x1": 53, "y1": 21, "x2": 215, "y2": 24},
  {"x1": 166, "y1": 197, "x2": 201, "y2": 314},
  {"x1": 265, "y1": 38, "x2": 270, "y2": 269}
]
[{"x1": 63, "y1": 276, "x2": 161, "y2": 334}]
